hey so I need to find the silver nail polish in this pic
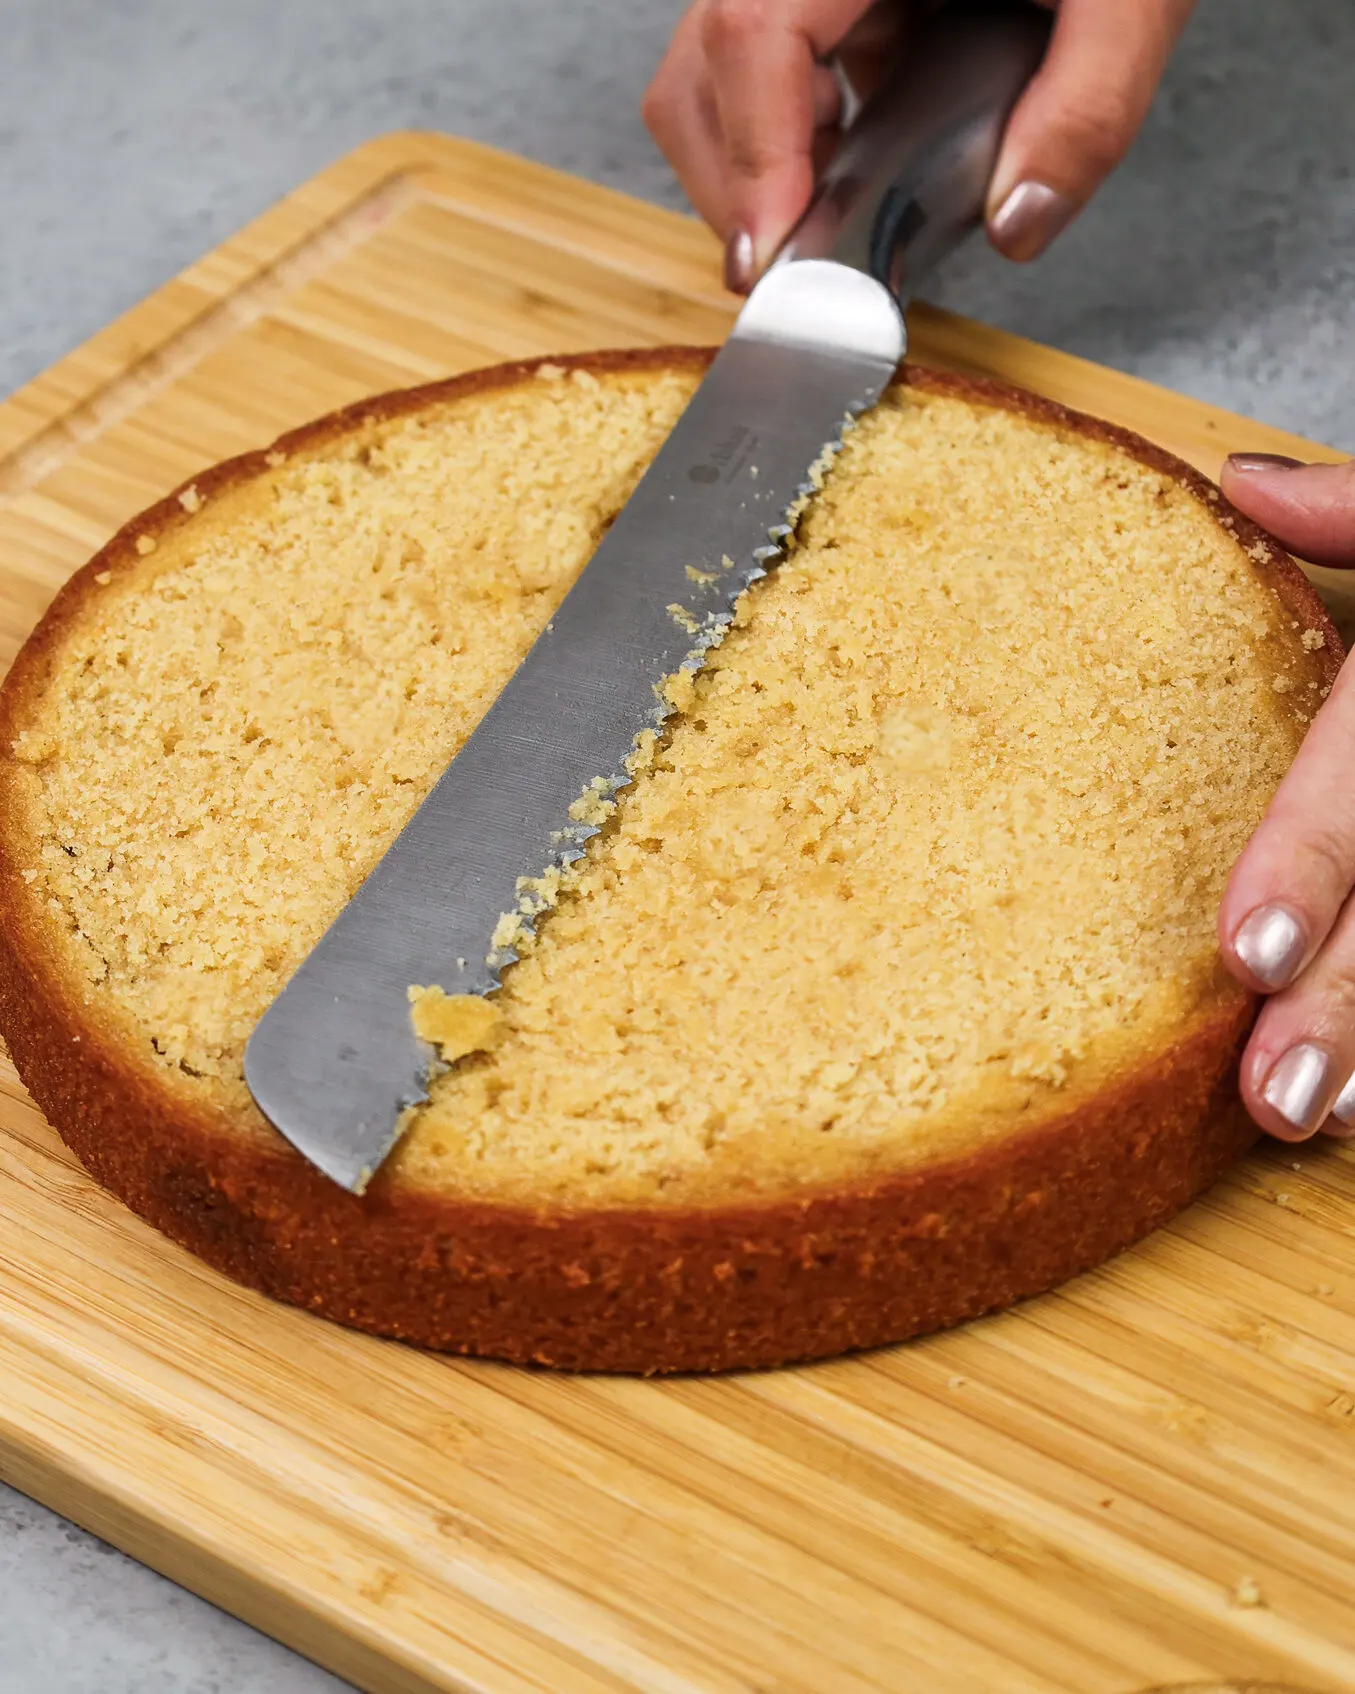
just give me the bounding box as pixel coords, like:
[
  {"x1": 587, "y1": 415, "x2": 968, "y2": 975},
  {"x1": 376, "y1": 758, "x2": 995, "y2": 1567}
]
[
  {"x1": 1331, "y1": 1068, "x2": 1355, "y2": 1126},
  {"x1": 1262, "y1": 1043, "x2": 1336, "y2": 1135},
  {"x1": 1225, "y1": 453, "x2": 1305, "y2": 474},
  {"x1": 723, "y1": 228, "x2": 754, "y2": 294},
  {"x1": 1234, "y1": 904, "x2": 1307, "y2": 989},
  {"x1": 988, "y1": 181, "x2": 1076, "y2": 262}
]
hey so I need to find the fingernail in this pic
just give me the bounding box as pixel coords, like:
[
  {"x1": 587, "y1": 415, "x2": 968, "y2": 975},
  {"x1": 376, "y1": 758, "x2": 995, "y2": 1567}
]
[
  {"x1": 1262, "y1": 1042, "x2": 1337, "y2": 1136},
  {"x1": 988, "y1": 182, "x2": 1077, "y2": 263},
  {"x1": 1225, "y1": 453, "x2": 1305, "y2": 474},
  {"x1": 724, "y1": 227, "x2": 754, "y2": 294},
  {"x1": 1330, "y1": 1069, "x2": 1355, "y2": 1127},
  {"x1": 1233, "y1": 903, "x2": 1308, "y2": 989}
]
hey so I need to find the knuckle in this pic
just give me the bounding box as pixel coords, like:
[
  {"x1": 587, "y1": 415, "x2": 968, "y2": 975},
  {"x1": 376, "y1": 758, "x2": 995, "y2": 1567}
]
[
  {"x1": 1305, "y1": 953, "x2": 1355, "y2": 1045},
  {"x1": 1295, "y1": 818, "x2": 1355, "y2": 902},
  {"x1": 1327, "y1": 966, "x2": 1355, "y2": 1021},
  {"x1": 701, "y1": 0, "x2": 779, "y2": 58},
  {"x1": 726, "y1": 129, "x2": 790, "y2": 177},
  {"x1": 1049, "y1": 90, "x2": 1140, "y2": 176},
  {"x1": 639, "y1": 81, "x2": 670, "y2": 139}
]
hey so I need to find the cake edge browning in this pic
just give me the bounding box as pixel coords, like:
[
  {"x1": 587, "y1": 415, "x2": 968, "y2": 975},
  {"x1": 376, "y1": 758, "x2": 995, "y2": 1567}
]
[{"x1": 0, "y1": 350, "x2": 1341, "y2": 1374}]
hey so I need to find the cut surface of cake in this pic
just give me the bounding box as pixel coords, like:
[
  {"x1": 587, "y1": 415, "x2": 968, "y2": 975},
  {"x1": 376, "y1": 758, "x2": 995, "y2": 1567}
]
[{"x1": 0, "y1": 350, "x2": 1338, "y2": 1371}]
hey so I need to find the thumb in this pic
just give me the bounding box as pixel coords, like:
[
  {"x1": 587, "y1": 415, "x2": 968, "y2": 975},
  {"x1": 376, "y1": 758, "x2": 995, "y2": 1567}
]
[
  {"x1": 1221, "y1": 458, "x2": 1355, "y2": 569},
  {"x1": 987, "y1": 0, "x2": 1196, "y2": 261}
]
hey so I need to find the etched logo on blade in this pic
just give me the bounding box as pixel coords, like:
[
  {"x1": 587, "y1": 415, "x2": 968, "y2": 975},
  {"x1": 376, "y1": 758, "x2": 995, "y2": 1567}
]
[{"x1": 688, "y1": 424, "x2": 757, "y2": 485}]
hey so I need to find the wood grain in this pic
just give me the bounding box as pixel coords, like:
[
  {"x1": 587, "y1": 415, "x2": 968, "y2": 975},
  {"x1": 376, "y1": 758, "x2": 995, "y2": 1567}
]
[{"x1": 0, "y1": 132, "x2": 1352, "y2": 1694}]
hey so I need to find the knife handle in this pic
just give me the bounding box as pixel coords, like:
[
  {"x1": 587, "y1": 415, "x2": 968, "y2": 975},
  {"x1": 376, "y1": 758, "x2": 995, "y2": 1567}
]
[{"x1": 779, "y1": 0, "x2": 1052, "y2": 299}]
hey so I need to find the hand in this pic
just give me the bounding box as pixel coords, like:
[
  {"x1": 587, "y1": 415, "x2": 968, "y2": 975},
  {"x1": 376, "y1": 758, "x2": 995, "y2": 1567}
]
[
  {"x1": 1217, "y1": 455, "x2": 1355, "y2": 1141},
  {"x1": 642, "y1": 0, "x2": 1199, "y2": 292}
]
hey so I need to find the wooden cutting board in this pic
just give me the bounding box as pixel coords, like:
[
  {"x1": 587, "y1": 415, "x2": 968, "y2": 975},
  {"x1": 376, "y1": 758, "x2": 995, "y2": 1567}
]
[{"x1": 2, "y1": 132, "x2": 1354, "y2": 1694}]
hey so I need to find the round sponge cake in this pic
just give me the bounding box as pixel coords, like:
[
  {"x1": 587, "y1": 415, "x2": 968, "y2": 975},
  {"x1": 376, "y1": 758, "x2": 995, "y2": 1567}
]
[{"x1": 0, "y1": 351, "x2": 1338, "y2": 1372}]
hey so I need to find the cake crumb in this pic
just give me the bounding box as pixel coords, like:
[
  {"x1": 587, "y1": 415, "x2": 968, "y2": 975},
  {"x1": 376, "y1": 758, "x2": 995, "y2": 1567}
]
[
  {"x1": 134, "y1": 535, "x2": 157, "y2": 556},
  {"x1": 408, "y1": 985, "x2": 503, "y2": 1063},
  {"x1": 625, "y1": 729, "x2": 659, "y2": 777},
  {"x1": 1317, "y1": 1283, "x2": 1335, "y2": 1297},
  {"x1": 1301, "y1": 627, "x2": 1326, "y2": 650},
  {"x1": 1228, "y1": 1575, "x2": 1265, "y2": 1610},
  {"x1": 946, "y1": 1374, "x2": 967, "y2": 1390},
  {"x1": 1272, "y1": 675, "x2": 1293, "y2": 694},
  {"x1": 490, "y1": 910, "x2": 529, "y2": 957},
  {"x1": 10, "y1": 733, "x2": 52, "y2": 764},
  {"x1": 660, "y1": 668, "x2": 697, "y2": 713},
  {"x1": 94, "y1": 571, "x2": 112, "y2": 586},
  {"x1": 178, "y1": 485, "x2": 202, "y2": 514},
  {"x1": 568, "y1": 778, "x2": 615, "y2": 827},
  {"x1": 265, "y1": 450, "x2": 287, "y2": 469}
]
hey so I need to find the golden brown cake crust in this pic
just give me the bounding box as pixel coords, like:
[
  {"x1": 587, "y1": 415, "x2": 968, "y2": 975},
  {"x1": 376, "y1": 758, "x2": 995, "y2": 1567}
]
[{"x1": 0, "y1": 350, "x2": 1341, "y2": 1374}]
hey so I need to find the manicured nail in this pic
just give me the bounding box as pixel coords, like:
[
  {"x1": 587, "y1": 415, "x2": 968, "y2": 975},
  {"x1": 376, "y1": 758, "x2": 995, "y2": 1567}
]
[
  {"x1": 1262, "y1": 1042, "x2": 1337, "y2": 1136},
  {"x1": 1233, "y1": 903, "x2": 1308, "y2": 989},
  {"x1": 1330, "y1": 1069, "x2": 1355, "y2": 1128},
  {"x1": 724, "y1": 227, "x2": 754, "y2": 294},
  {"x1": 1225, "y1": 453, "x2": 1305, "y2": 474},
  {"x1": 988, "y1": 182, "x2": 1077, "y2": 262}
]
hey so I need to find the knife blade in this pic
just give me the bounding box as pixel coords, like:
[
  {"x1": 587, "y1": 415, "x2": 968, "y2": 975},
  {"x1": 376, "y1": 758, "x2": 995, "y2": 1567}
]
[{"x1": 244, "y1": 0, "x2": 1052, "y2": 1191}]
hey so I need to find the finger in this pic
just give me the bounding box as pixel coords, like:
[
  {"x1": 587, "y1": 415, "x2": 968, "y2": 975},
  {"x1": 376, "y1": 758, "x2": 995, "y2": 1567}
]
[
  {"x1": 642, "y1": 9, "x2": 733, "y2": 235},
  {"x1": 1240, "y1": 891, "x2": 1355, "y2": 1142},
  {"x1": 1218, "y1": 653, "x2": 1355, "y2": 1001},
  {"x1": 1221, "y1": 456, "x2": 1355, "y2": 569},
  {"x1": 701, "y1": 0, "x2": 876, "y2": 274},
  {"x1": 987, "y1": 0, "x2": 1198, "y2": 261},
  {"x1": 1329, "y1": 1050, "x2": 1355, "y2": 1135}
]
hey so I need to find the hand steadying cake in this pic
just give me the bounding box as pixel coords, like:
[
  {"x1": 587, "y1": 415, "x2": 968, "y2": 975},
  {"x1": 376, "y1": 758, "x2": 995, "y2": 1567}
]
[
  {"x1": 1220, "y1": 458, "x2": 1355, "y2": 1143},
  {"x1": 645, "y1": 0, "x2": 1355, "y2": 1142}
]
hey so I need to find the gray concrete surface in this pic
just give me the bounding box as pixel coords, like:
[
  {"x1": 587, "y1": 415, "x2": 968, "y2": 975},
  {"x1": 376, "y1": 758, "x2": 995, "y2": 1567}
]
[{"x1": 0, "y1": 0, "x2": 1352, "y2": 1690}]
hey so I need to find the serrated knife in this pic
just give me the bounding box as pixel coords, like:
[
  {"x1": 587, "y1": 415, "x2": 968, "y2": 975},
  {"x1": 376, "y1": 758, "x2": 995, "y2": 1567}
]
[{"x1": 244, "y1": 0, "x2": 1052, "y2": 1191}]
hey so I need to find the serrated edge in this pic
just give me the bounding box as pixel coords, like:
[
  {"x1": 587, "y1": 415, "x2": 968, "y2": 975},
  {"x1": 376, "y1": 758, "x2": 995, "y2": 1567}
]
[{"x1": 478, "y1": 413, "x2": 860, "y2": 981}]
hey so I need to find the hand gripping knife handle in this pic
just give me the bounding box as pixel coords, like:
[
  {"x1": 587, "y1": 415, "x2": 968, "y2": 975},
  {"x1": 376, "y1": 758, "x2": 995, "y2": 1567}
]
[{"x1": 778, "y1": 0, "x2": 1052, "y2": 301}]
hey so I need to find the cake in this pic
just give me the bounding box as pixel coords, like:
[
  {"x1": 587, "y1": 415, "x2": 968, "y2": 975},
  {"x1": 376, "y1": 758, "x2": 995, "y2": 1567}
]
[{"x1": 0, "y1": 349, "x2": 1338, "y2": 1372}]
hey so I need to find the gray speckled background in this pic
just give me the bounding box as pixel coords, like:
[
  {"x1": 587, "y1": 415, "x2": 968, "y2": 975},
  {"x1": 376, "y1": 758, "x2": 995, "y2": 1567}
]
[{"x1": 1, "y1": 1, "x2": 1352, "y2": 1689}]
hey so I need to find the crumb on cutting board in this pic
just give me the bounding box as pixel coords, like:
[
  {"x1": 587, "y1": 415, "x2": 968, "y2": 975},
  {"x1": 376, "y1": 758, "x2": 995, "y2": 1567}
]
[{"x1": 1228, "y1": 1575, "x2": 1265, "y2": 1609}]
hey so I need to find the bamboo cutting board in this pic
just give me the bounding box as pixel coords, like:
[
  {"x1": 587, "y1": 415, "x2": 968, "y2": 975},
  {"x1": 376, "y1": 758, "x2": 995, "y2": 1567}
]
[{"x1": 2, "y1": 132, "x2": 1354, "y2": 1694}]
